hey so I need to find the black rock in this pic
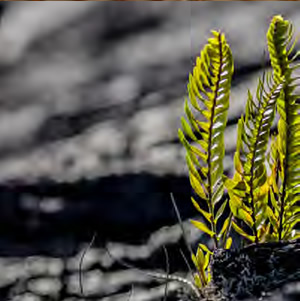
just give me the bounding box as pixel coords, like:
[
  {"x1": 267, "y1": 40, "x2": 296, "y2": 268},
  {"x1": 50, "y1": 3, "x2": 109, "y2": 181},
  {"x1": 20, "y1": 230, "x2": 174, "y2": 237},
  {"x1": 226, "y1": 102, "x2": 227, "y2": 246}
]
[{"x1": 211, "y1": 240, "x2": 300, "y2": 300}]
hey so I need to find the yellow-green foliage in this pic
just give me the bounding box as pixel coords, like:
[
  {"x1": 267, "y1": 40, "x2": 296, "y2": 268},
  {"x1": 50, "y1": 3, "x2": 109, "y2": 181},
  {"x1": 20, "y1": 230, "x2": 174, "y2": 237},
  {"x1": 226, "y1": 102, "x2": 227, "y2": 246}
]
[
  {"x1": 179, "y1": 15, "x2": 300, "y2": 290},
  {"x1": 266, "y1": 16, "x2": 300, "y2": 241},
  {"x1": 226, "y1": 73, "x2": 284, "y2": 244},
  {"x1": 178, "y1": 30, "x2": 234, "y2": 287}
]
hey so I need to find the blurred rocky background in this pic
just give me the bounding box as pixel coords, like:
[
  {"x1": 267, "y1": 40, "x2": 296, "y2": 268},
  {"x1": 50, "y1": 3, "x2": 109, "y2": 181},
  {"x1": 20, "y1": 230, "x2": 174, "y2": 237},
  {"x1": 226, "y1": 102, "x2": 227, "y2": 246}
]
[{"x1": 0, "y1": 1, "x2": 299, "y2": 300}]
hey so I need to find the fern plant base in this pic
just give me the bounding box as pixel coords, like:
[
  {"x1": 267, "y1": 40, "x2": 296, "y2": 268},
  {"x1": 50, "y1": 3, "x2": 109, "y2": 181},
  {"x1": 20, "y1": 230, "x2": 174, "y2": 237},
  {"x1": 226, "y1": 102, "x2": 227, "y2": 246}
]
[
  {"x1": 178, "y1": 240, "x2": 300, "y2": 301},
  {"x1": 211, "y1": 239, "x2": 300, "y2": 300}
]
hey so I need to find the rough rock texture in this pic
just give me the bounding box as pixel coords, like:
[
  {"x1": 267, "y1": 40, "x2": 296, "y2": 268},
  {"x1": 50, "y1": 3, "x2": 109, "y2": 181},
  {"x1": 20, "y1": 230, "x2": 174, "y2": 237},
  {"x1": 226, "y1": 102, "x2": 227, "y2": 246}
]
[
  {"x1": 212, "y1": 240, "x2": 300, "y2": 301},
  {"x1": 0, "y1": 1, "x2": 299, "y2": 182},
  {"x1": 0, "y1": 2, "x2": 298, "y2": 300}
]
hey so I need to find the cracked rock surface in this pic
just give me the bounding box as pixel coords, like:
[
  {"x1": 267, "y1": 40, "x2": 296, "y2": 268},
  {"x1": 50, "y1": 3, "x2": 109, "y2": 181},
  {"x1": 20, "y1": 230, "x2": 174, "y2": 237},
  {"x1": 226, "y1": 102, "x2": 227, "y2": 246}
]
[{"x1": 211, "y1": 240, "x2": 300, "y2": 301}]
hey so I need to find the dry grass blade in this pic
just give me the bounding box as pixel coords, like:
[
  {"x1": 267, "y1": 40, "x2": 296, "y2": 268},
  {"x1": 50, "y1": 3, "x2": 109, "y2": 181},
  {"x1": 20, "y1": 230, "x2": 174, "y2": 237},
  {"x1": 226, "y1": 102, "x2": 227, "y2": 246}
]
[
  {"x1": 105, "y1": 243, "x2": 201, "y2": 299},
  {"x1": 163, "y1": 245, "x2": 170, "y2": 301},
  {"x1": 79, "y1": 232, "x2": 97, "y2": 295},
  {"x1": 170, "y1": 193, "x2": 194, "y2": 258}
]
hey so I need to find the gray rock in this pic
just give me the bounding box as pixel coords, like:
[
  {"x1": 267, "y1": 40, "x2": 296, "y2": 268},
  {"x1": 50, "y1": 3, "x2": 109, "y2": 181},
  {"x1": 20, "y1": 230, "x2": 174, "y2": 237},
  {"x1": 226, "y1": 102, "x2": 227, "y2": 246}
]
[{"x1": 0, "y1": 1, "x2": 297, "y2": 182}]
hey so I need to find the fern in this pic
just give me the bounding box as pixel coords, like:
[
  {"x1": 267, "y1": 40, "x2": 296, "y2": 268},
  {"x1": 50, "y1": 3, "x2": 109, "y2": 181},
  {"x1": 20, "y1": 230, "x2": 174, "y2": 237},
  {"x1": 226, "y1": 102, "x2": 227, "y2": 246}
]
[
  {"x1": 178, "y1": 30, "x2": 233, "y2": 287},
  {"x1": 178, "y1": 15, "x2": 300, "y2": 292},
  {"x1": 226, "y1": 73, "x2": 284, "y2": 244},
  {"x1": 267, "y1": 15, "x2": 300, "y2": 241}
]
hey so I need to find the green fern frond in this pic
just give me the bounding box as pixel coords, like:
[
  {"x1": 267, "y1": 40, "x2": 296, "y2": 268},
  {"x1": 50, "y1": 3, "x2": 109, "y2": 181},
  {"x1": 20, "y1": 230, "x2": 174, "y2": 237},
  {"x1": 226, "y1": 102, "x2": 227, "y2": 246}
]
[
  {"x1": 227, "y1": 73, "x2": 284, "y2": 243},
  {"x1": 179, "y1": 30, "x2": 233, "y2": 287},
  {"x1": 179, "y1": 30, "x2": 233, "y2": 247},
  {"x1": 267, "y1": 15, "x2": 300, "y2": 241}
]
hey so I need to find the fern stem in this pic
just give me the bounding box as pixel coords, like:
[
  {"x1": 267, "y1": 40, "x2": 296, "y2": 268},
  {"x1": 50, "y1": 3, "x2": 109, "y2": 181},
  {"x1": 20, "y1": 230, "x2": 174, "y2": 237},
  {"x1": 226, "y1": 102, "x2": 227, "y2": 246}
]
[
  {"x1": 249, "y1": 86, "x2": 277, "y2": 244},
  {"x1": 207, "y1": 32, "x2": 223, "y2": 249},
  {"x1": 249, "y1": 128, "x2": 262, "y2": 243},
  {"x1": 278, "y1": 88, "x2": 290, "y2": 242},
  {"x1": 249, "y1": 108, "x2": 265, "y2": 244},
  {"x1": 278, "y1": 87, "x2": 290, "y2": 241},
  {"x1": 278, "y1": 176, "x2": 286, "y2": 241},
  {"x1": 275, "y1": 48, "x2": 291, "y2": 242},
  {"x1": 250, "y1": 169, "x2": 259, "y2": 244},
  {"x1": 223, "y1": 210, "x2": 233, "y2": 246}
]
